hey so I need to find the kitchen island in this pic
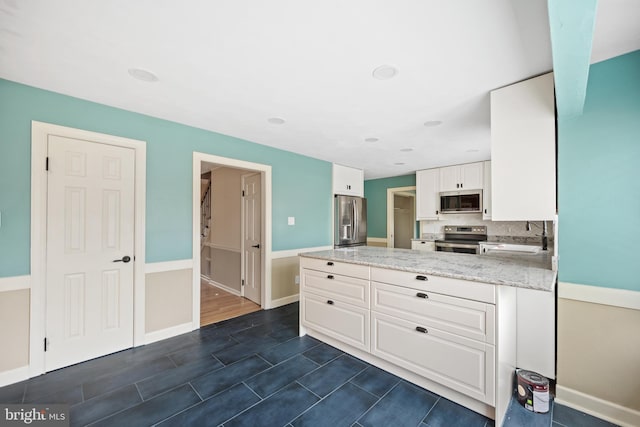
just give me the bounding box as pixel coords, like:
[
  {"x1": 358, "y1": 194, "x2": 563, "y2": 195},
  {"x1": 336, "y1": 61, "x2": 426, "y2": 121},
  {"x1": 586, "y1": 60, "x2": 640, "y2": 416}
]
[{"x1": 298, "y1": 246, "x2": 555, "y2": 427}]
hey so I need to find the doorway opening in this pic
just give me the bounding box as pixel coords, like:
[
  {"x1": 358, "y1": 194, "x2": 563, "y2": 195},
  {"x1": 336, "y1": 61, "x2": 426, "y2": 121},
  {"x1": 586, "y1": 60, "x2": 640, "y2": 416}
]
[
  {"x1": 386, "y1": 186, "x2": 417, "y2": 248},
  {"x1": 192, "y1": 153, "x2": 272, "y2": 329}
]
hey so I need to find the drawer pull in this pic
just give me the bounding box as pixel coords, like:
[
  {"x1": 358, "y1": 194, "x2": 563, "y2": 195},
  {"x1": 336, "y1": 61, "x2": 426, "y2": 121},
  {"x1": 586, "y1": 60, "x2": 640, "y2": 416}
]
[
  {"x1": 327, "y1": 261, "x2": 334, "y2": 266},
  {"x1": 415, "y1": 326, "x2": 428, "y2": 334},
  {"x1": 327, "y1": 300, "x2": 334, "y2": 305},
  {"x1": 327, "y1": 275, "x2": 334, "y2": 279},
  {"x1": 415, "y1": 275, "x2": 428, "y2": 281},
  {"x1": 416, "y1": 292, "x2": 429, "y2": 299}
]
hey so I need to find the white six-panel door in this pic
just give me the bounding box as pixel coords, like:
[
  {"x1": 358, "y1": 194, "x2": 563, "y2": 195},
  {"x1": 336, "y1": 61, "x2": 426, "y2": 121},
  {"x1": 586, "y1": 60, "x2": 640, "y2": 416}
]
[
  {"x1": 45, "y1": 135, "x2": 135, "y2": 371},
  {"x1": 242, "y1": 173, "x2": 261, "y2": 305}
]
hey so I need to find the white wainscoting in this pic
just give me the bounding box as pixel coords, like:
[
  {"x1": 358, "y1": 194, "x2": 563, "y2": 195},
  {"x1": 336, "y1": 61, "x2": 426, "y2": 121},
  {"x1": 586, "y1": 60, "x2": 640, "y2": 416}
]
[
  {"x1": 558, "y1": 281, "x2": 640, "y2": 311},
  {"x1": 271, "y1": 246, "x2": 333, "y2": 259},
  {"x1": 0, "y1": 275, "x2": 30, "y2": 292},
  {"x1": 145, "y1": 259, "x2": 194, "y2": 274}
]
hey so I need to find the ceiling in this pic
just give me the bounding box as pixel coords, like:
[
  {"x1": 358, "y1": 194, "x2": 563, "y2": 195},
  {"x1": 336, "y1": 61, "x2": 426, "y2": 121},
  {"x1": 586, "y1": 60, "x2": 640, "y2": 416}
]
[{"x1": 0, "y1": 1, "x2": 638, "y2": 180}]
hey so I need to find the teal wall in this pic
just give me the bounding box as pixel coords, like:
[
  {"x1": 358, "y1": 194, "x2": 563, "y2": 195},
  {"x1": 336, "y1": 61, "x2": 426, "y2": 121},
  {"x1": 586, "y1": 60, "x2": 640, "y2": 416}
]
[
  {"x1": 558, "y1": 50, "x2": 640, "y2": 291},
  {"x1": 0, "y1": 79, "x2": 332, "y2": 278},
  {"x1": 364, "y1": 174, "x2": 416, "y2": 238}
]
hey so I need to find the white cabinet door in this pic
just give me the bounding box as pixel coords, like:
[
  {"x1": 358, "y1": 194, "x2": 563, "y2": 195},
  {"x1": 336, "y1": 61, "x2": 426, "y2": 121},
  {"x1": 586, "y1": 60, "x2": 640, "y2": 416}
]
[
  {"x1": 411, "y1": 240, "x2": 435, "y2": 251},
  {"x1": 439, "y1": 165, "x2": 460, "y2": 192},
  {"x1": 490, "y1": 73, "x2": 556, "y2": 220},
  {"x1": 439, "y1": 163, "x2": 484, "y2": 192},
  {"x1": 371, "y1": 311, "x2": 495, "y2": 404},
  {"x1": 460, "y1": 162, "x2": 484, "y2": 190},
  {"x1": 416, "y1": 168, "x2": 439, "y2": 220},
  {"x1": 333, "y1": 164, "x2": 364, "y2": 197},
  {"x1": 482, "y1": 161, "x2": 492, "y2": 220}
]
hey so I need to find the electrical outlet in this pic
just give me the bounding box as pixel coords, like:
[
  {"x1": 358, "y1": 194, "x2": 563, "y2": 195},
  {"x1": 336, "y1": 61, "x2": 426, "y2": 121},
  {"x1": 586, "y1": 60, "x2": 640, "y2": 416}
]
[
  {"x1": 294, "y1": 275, "x2": 300, "y2": 285},
  {"x1": 288, "y1": 217, "x2": 295, "y2": 226}
]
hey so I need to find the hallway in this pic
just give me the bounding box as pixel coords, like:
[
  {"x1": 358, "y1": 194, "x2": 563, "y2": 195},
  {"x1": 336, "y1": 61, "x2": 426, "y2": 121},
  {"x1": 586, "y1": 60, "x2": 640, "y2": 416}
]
[{"x1": 200, "y1": 280, "x2": 261, "y2": 326}]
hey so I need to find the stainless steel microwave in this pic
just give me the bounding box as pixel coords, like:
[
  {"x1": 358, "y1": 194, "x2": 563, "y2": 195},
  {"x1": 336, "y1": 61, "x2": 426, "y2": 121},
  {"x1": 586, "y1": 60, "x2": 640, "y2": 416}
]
[{"x1": 439, "y1": 190, "x2": 482, "y2": 214}]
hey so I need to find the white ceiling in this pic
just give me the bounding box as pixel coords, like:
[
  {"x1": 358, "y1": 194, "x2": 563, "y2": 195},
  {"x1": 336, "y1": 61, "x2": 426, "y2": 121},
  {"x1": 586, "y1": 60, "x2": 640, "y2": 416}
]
[{"x1": 0, "y1": 1, "x2": 638, "y2": 179}]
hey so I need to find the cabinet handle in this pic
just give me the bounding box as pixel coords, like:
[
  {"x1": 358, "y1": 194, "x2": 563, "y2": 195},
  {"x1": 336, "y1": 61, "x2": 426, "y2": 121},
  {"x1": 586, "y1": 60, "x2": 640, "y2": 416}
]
[
  {"x1": 327, "y1": 300, "x2": 334, "y2": 305},
  {"x1": 436, "y1": 210, "x2": 439, "y2": 215},
  {"x1": 327, "y1": 275, "x2": 334, "y2": 279},
  {"x1": 456, "y1": 183, "x2": 459, "y2": 188},
  {"x1": 460, "y1": 183, "x2": 463, "y2": 188},
  {"x1": 327, "y1": 262, "x2": 334, "y2": 266},
  {"x1": 416, "y1": 292, "x2": 429, "y2": 299},
  {"x1": 415, "y1": 275, "x2": 428, "y2": 281},
  {"x1": 415, "y1": 326, "x2": 428, "y2": 334},
  {"x1": 484, "y1": 208, "x2": 487, "y2": 214}
]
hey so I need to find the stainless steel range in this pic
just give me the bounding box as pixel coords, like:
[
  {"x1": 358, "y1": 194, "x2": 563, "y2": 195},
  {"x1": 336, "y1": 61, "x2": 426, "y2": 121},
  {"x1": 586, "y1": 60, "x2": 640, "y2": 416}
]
[{"x1": 435, "y1": 225, "x2": 487, "y2": 254}]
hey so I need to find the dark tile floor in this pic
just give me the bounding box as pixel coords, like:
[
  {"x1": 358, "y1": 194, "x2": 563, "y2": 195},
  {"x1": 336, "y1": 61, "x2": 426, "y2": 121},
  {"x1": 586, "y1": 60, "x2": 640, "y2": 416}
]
[{"x1": 0, "y1": 303, "x2": 619, "y2": 427}]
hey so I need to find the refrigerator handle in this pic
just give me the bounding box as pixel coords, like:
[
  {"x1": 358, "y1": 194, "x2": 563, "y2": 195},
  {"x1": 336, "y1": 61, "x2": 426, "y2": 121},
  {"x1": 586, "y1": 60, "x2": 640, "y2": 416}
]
[{"x1": 352, "y1": 200, "x2": 357, "y2": 239}]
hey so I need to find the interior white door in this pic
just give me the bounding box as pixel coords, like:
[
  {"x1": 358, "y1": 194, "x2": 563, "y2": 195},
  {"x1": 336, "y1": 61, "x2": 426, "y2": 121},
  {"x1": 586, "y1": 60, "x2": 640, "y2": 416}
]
[
  {"x1": 45, "y1": 135, "x2": 135, "y2": 371},
  {"x1": 242, "y1": 173, "x2": 261, "y2": 304}
]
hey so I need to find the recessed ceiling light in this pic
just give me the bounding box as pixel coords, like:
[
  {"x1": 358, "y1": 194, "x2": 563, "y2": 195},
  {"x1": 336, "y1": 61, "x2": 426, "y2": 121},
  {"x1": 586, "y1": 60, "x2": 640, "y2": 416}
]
[
  {"x1": 364, "y1": 137, "x2": 379, "y2": 143},
  {"x1": 424, "y1": 120, "x2": 443, "y2": 127},
  {"x1": 372, "y1": 65, "x2": 398, "y2": 80},
  {"x1": 128, "y1": 68, "x2": 159, "y2": 82},
  {"x1": 400, "y1": 148, "x2": 413, "y2": 152},
  {"x1": 394, "y1": 162, "x2": 405, "y2": 165},
  {"x1": 267, "y1": 117, "x2": 285, "y2": 125}
]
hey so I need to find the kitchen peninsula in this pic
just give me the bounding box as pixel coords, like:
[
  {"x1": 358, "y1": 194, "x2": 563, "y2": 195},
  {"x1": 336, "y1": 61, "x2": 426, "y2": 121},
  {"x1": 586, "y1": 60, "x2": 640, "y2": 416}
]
[{"x1": 298, "y1": 246, "x2": 556, "y2": 427}]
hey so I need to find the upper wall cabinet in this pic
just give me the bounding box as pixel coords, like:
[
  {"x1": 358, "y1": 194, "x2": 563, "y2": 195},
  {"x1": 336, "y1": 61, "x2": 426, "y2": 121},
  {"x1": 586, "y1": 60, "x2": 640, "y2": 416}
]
[
  {"x1": 490, "y1": 73, "x2": 556, "y2": 221},
  {"x1": 333, "y1": 163, "x2": 364, "y2": 197},
  {"x1": 439, "y1": 162, "x2": 484, "y2": 192},
  {"x1": 416, "y1": 168, "x2": 440, "y2": 220}
]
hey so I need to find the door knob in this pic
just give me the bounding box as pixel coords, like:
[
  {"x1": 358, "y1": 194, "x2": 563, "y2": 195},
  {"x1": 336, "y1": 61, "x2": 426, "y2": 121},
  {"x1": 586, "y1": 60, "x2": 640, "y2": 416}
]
[
  {"x1": 252, "y1": 244, "x2": 260, "y2": 249},
  {"x1": 113, "y1": 256, "x2": 131, "y2": 263}
]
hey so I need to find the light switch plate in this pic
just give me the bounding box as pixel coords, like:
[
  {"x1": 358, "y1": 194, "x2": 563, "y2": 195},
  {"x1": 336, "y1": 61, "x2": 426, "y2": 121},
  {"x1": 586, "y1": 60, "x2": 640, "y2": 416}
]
[{"x1": 287, "y1": 216, "x2": 295, "y2": 225}]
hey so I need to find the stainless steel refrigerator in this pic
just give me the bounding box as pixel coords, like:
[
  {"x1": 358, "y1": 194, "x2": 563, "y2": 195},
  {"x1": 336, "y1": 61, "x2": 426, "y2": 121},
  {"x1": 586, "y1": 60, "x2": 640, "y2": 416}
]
[{"x1": 334, "y1": 195, "x2": 367, "y2": 248}]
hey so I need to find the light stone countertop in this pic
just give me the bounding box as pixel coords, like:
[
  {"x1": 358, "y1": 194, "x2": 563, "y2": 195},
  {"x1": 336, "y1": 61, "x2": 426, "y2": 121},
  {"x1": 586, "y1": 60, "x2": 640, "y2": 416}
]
[{"x1": 299, "y1": 246, "x2": 556, "y2": 292}]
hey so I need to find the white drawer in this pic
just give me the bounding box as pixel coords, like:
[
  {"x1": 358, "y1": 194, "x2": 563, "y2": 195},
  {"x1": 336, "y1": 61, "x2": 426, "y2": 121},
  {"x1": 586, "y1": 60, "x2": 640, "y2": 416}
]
[
  {"x1": 371, "y1": 311, "x2": 495, "y2": 405},
  {"x1": 301, "y1": 292, "x2": 369, "y2": 352},
  {"x1": 372, "y1": 282, "x2": 494, "y2": 344},
  {"x1": 302, "y1": 268, "x2": 369, "y2": 308},
  {"x1": 371, "y1": 267, "x2": 495, "y2": 304},
  {"x1": 300, "y1": 257, "x2": 370, "y2": 280}
]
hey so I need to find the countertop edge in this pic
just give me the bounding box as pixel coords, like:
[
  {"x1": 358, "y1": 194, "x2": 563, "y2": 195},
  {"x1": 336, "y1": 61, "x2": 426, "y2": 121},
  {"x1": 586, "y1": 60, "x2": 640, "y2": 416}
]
[{"x1": 299, "y1": 252, "x2": 556, "y2": 292}]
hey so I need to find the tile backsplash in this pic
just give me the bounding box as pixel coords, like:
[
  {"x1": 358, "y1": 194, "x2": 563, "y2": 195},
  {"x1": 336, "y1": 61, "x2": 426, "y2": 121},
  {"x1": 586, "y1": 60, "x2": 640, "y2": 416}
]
[{"x1": 420, "y1": 213, "x2": 555, "y2": 239}]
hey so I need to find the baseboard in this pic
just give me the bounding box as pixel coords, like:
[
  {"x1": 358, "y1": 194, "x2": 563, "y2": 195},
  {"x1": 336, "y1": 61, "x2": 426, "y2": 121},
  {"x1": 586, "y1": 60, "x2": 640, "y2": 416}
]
[
  {"x1": 0, "y1": 365, "x2": 29, "y2": 388},
  {"x1": 145, "y1": 259, "x2": 193, "y2": 274},
  {"x1": 271, "y1": 294, "x2": 299, "y2": 308},
  {"x1": 201, "y1": 275, "x2": 241, "y2": 296},
  {"x1": 366, "y1": 237, "x2": 387, "y2": 243},
  {"x1": 272, "y1": 246, "x2": 333, "y2": 259},
  {"x1": 0, "y1": 275, "x2": 30, "y2": 292},
  {"x1": 144, "y1": 322, "x2": 193, "y2": 345},
  {"x1": 558, "y1": 281, "x2": 640, "y2": 311},
  {"x1": 555, "y1": 385, "x2": 640, "y2": 427}
]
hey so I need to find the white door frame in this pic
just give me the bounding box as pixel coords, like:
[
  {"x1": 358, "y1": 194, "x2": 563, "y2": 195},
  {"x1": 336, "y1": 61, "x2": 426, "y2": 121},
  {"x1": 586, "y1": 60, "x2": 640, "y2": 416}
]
[
  {"x1": 386, "y1": 186, "x2": 417, "y2": 248},
  {"x1": 30, "y1": 121, "x2": 146, "y2": 377},
  {"x1": 192, "y1": 153, "x2": 272, "y2": 330}
]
